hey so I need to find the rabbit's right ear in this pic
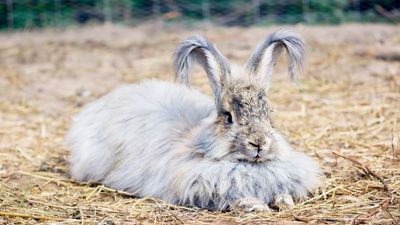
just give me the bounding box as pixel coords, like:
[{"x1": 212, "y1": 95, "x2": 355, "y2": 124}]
[
  {"x1": 174, "y1": 36, "x2": 231, "y2": 104},
  {"x1": 245, "y1": 30, "x2": 305, "y2": 91}
]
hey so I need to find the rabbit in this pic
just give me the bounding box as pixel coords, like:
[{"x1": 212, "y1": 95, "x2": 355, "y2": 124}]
[{"x1": 67, "y1": 30, "x2": 321, "y2": 212}]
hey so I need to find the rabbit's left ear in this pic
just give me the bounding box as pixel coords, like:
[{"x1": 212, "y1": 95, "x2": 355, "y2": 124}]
[
  {"x1": 245, "y1": 30, "x2": 305, "y2": 91},
  {"x1": 174, "y1": 36, "x2": 231, "y2": 105}
]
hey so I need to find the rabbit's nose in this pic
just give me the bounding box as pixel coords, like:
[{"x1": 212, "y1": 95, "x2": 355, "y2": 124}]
[{"x1": 248, "y1": 141, "x2": 262, "y2": 152}]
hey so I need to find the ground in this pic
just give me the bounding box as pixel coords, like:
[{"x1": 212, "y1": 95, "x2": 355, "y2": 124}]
[{"x1": 0, "y1": 23, "x2": 399, "y2": 224}]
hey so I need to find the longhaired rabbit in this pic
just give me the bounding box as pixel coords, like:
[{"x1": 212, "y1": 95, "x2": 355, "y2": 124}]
[{"x1": 67, "y1": 30, "x2": 320, "y2": 212}]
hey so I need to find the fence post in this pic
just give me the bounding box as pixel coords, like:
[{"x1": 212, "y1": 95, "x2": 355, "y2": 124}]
[
  {"x1": 123, "y1": 0, "x2": 132, "y2": 23},
  {"x1": 252, "y1": 0, "x2": 260, "y2": 24},
  {"x1": 6, "y1": 0, "x2": 14, "y2": 29},
  {"x1": 103, "y1": 0, "x2": 112, "y2": 23},
  {"x1": 202, "y1": 0, "x2": 210, "y2": 20},
  {"x1": 152, "y1": 0, "x2": 161, "y2": 17},
  {"x1": 302, "y1": 0, "x2": 309, "y2": 22},
  {"x1": 55, "y1": 0, "x2": 62, "y2": 27}
]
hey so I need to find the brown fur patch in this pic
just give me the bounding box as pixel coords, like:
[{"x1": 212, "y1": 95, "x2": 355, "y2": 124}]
[{"x1": 213, "y1": 78, "x2": 276, "y2": 162}]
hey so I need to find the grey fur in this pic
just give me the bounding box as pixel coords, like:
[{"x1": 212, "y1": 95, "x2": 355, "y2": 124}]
[
  {"x1": 67, "y1": 31, "x2": 320, "y2": 212},
  {"x1": 246, "y1": 30, "x2": 305, "y2": 89},
  {"x1": 174, "y1": 35, "x2": 231, "y2": 104}
]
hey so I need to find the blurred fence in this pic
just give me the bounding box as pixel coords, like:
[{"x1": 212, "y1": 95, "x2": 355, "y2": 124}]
[{"x1": 1, "y1": 0, "x2": 399, "y2": 30}]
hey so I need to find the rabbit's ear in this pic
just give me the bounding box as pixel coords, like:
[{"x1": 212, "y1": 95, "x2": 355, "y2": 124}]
[
  {"x1": 174, "y1": 35, "x2": 231, "y2": 103},
  {"x1": 245, "y1": 30, "x2": 305, "y2": 91}
]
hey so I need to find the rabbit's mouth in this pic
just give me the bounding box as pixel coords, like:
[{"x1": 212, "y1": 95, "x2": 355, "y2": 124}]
[
  {"x1": 231, "y1": 139, "x2": 277, "y2": 163},
  {"x1": 254, "y1": 154, "x2": 266, "y2": 163},
  {"x1": 236, "y1": 155, "x2": 276, "y2": 164},
  {"x1": 254, "y1": 155, "x2": 277, "y2": 163}
]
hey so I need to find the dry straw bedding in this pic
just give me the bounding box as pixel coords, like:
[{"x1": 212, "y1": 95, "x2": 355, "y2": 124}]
[{"x1": 0, "y1": 23, "x2": 399, "y2": 224}]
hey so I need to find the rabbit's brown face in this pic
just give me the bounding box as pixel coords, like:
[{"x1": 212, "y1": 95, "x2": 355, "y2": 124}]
[
  {"x1": 217, "y1": 79, "x2": 278, "y2": 163},
  {"x1": 174, "y1": 33, "x2": 304, "y2": 163}
]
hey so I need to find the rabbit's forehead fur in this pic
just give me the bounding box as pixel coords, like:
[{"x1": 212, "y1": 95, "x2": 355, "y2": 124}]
[
  {"x1": 216, "y1": 78, "x2": 277, "y2": 162},
  {"x1": 221, "y1": 79, "x2": 271, "y2": 124}
]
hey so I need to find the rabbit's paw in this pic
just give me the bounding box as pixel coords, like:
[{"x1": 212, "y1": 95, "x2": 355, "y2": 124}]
[
  {"x1": 272, "y1": 194, "x2": 294, "y2": 209},
  {"x1": 231, "y1": 198, "x2": 271, "y2": 212}
]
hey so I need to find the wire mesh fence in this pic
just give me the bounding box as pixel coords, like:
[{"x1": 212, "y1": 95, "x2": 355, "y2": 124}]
[{"x1": 0, "y1": 0, "x2": 399, "y2": 30}]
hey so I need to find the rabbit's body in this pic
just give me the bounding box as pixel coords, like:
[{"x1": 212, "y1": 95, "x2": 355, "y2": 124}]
[
  {"x1": 68, "y1": 80, "x2": 215, "y2": 190},
  {"x1": 68, "y1": 30, "x2": 321, "y2": 211}
]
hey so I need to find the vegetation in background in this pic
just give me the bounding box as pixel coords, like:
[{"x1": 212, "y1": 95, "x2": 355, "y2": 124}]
[{"x1": 0, "y1": 0, "x2": 399, "y2": 30}]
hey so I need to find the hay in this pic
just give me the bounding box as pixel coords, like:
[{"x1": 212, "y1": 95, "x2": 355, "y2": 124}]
[{"x1": 0, "y1": 23, "x2": 399, "y2": 224}]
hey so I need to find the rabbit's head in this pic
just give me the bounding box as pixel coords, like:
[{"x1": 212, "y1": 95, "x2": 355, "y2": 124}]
[{"x1": 174, "y1": 30, "x2": 305, "y2": 163}]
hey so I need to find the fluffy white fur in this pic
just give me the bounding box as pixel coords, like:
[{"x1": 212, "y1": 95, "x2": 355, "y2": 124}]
[
  {"x1": 68, "y1": 80, "x2": 320, "y2": 210},
  {"x1": 68, "y1": 30, "x2": 320, "y2": 211}
]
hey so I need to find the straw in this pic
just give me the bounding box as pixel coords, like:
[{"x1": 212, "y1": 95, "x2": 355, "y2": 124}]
[{"x1": 0, "y1": 23, "x2": 399, "y2": 224}]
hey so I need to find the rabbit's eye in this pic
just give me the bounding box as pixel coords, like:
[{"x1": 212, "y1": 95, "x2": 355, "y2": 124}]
[
  {"x1": 222, "y1": 111, "x2": 233, "y2": 125},
  {"x1": 258, "y1": 96, "x2": 264, "y2": 105}
]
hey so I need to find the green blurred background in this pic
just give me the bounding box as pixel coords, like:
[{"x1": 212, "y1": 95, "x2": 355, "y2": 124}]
[{"x1": 1, "y1": 0, "x2": 399, "y2": 30}]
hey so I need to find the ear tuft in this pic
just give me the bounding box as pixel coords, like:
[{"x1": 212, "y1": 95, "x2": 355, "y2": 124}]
[
  {"x1": 173, "y1": 35, "x2": 231, "y2": 103},
  {"x1": 246, "y1": 30, "x2": 305, "y2": 89}
]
